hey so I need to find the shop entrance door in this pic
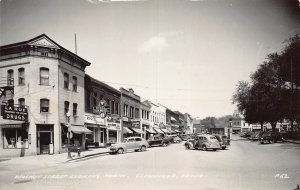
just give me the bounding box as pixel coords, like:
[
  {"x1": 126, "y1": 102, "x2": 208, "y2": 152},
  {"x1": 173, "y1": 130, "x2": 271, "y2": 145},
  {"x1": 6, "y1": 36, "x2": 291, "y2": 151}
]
[
  {"x1": 99, "y1": 130, "x2": 105, "y2": 146},
  {"x1": 37, "y1": 124, "x2": 54, "y2": 155},
  {"x1": 40, "y1": 132, "x2": 52, "y2": 154}
]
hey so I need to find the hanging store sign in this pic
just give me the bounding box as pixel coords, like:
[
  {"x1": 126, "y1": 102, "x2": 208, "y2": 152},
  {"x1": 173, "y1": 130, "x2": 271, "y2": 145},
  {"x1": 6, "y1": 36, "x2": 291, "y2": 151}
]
[
  {"x1": 131, "y1": 120, "x2": 140, "y2": 128},
  {"x1": 1, "y1": 105, "x2": 28, "y2": 121}
]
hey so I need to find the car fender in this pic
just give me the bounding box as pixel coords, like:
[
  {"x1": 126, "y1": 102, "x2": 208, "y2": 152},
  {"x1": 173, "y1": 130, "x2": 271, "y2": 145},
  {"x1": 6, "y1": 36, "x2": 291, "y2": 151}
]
[{"x1": 185, "y1": 141, "x2": 194, "y2": 148}]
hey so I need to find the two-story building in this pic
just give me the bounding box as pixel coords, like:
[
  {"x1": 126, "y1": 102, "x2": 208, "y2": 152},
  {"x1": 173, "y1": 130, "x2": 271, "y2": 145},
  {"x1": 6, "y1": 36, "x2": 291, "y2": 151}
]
[
  {"x1": 120, "y1": 88, "x2": 143, "y2": 138},
  {"x1": 84, "y1": 74, "x2": 121, "y2": 146},
  {"x1": 140, "y1": 100, "x2": 152, "y2": 139},
  {"x1": 0, "y1": 34, "x2": 91, "y2": 157}
]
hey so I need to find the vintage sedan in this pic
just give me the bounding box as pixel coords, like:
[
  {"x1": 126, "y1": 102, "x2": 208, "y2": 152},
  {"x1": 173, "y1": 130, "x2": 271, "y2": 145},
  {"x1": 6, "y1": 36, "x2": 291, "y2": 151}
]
[
  {"x1": 147, "y1": 135, "x2": 170, "y2": 147},
  {"x1": 260, "y1": 131, "x2": 284, "y2": 144},
  {"x1": 212, "y1": 134, "x2": 229, "y2": 150},
  {"x1": 184, "y1": 134, "x2": 221, "y2": 151},
  {"x1": 109, "y1": 137, "x2": 149, "y2": 154}
]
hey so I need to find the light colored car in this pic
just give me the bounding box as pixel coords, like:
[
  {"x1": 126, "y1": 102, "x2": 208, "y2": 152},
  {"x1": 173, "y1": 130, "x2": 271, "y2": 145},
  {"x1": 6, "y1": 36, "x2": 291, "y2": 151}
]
[
  {"x1": 109, "y1": 137, "x2": 149, "y2": 154},
  {"x1": 184, "y1": 134, "x2": 221, "y2": 151}
]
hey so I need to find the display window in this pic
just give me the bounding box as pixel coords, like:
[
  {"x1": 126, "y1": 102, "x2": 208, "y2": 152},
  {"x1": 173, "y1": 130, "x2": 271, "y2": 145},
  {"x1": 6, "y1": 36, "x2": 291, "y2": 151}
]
[{"x1": 3, "y1": 128, "x2": 29, "y2": 149}]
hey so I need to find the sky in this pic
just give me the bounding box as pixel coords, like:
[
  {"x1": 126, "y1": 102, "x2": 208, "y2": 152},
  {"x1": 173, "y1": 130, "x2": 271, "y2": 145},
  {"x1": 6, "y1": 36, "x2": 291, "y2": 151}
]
[{"x1": 0, "y1": 0, "x2": 299, "y2": 118}]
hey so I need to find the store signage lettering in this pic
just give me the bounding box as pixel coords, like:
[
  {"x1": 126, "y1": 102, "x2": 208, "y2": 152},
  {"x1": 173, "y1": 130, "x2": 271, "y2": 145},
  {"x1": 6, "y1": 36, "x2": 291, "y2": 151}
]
[{"x1": 1, "y1": 105, "x2": 28, "y2": 121}]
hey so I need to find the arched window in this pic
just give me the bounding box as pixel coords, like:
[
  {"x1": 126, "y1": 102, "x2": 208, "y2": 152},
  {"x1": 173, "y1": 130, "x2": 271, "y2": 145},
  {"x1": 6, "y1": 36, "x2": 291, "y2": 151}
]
[
  {"x1": 72, "y1": 76, "x2": 77, "y2": 92},
  {"x1": 7, "y1": 69, "x2": 14, "y2": 86},
  {"x1": 64, "y1": 73, "x2": 69, "y2": 89},
  {"x1": 18, "y1": 98, "x2": 25, "y2": 107},
  {"x1": 40, "y1": 68, "x2": 49, "y2": 85},
  {"x1": 40, "y1": 99, "x2": 49, "y2": 112},
  {"x1": 18, "y1": 68, "x2": 25, "y2": 85}
]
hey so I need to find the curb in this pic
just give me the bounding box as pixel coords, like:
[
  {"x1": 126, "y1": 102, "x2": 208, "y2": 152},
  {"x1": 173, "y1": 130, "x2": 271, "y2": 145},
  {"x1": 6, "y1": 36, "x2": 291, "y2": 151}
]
[
  {"x1": 66, "y1": 151, "x2": 109, "y2": 162},
  {"x1": 284, "y1": 140, "x2": 300, "y2": 144}
]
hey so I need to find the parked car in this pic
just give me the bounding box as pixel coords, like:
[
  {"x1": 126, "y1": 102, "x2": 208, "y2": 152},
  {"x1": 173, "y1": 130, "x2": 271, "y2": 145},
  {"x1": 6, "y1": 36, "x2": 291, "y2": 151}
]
[
  {"x1": 109, "y1": 137, "x2": 149, "y2": 154},
  {"x1": 260, "y1": 131, "x2": 285, "y2": 144},
  {"x1": 212, "y1": 134, "x2": 229, "y2": 150},
  {"x1": 249, "y1": 131, "x2": 264, "y2": 141},
  {"x1": 164, "y1": 135, "x2": 182, "y2": 143},
  {"x1": 179, "y1": 134, "x2": 190, "y2": 141},
  {"x1": 147, "y1": 135, "x2": 170, "y2": 147},
  {"x1": 184, "y1": 134, "x2": 221, "y2": 151}
]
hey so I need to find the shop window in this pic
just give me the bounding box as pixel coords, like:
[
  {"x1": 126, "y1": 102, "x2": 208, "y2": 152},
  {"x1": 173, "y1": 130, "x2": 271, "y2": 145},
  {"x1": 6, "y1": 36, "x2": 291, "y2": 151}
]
[
  {"x1": 18, "y1": 98, "x2": 25, "y2": 107},
  {"x1": 6, "y1": 69, "x2": 14, "y2": 86},
  {"x1": 64, "y1": 73, "x2": 69, "y2": 89},
  {"x1": 64, "y1": 101, "x2": 70, "y2": 115},
  {"x1": 61, "y1": 125, "x2": 68, "y2": 148},
  {"x1": 3, "y1": 128, "x2": 29, "y2": 149},
  {"x1": 40, "y1": 99, "x2": 49, "y2": 112},
  {"x1": 72, "y1": 76, "x2": 77, "y2": 92},
  {"x1": 40, "y1": 68, "x2": 49, "y2": 85},
  {"x1": 73, "y1": 103, "x2": 78, "y2": 116},
  {"x1": 18, "y1": 68, "x2": 25, "y2": 85}
]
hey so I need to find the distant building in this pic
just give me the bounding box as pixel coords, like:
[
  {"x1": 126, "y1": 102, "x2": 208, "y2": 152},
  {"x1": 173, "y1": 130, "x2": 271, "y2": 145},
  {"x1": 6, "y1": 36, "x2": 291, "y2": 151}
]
[
  {"x1": 193, "y1": 117, "x2": 202, "y2": 133},
  {"x1": 184, "y1": 113, "x2": 193, "y2": 134}
]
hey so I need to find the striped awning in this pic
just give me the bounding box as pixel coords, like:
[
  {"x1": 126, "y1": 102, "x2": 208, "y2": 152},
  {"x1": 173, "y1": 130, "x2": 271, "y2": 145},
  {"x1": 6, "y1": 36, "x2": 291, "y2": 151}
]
[
  {"x1": 129, "y1": 127, "x2": 144, "y2": 134},
  {"x1": 154, "y1": 128, "x2": 164, "y2": 134},
  {"x1": 123, "y1": 127, "x2": 133, "y2": 134},
  {"x1": 146, "y1": 128, "x2": 157, "y2": 134}
]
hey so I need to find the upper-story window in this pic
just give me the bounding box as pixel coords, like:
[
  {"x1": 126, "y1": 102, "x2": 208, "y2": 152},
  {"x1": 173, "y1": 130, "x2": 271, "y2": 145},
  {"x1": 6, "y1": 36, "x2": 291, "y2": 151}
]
[
  {"x1": 18, "y1": 68, "x2": 25, "y2": 85},
  {"x1": 8, "y1": 99, "x2": 14, "y2": 106},
  {"x1": 111, "y1": 100, "x2": 115, "y2": 114},
  {"x1": 18, "y1": 98, "x2": 25, "y2": 107},
  {"x1": 64, "y1": 73, "x2": 69, "y2": 89},
  {"x1": 129, "y1": 106, "x2": 134, "y2": 118},
  {"x1": 124, "y1": 104, "x2": 128, "y2": 116},
  {"x1": 93, "y1": 92, "x2": 97, "y2": 107},
  {"x1": 72, "y1": 76, "x2": 77, "y2": 92},
  {"x1": 40, "y1": 68, "x2": 49, "y2": 85},
  {"x1": 7, "y1": 69, "x2": 14, "y2": 86},
  {"x1": 73, "y1": 103, "x2": 78, "y2": 116},
  {"x1": 40, "y1": 99, "x2": 49, "y2": 112},
  {"x1": 64, "y1": 101, "x2": 70, "y2": 115},
  {"x1": 135, "y1": 108, "x2": 139, "y2": 119},
  {"x1": 115, "y1": 102, "x2": 119, "y2": 115}
]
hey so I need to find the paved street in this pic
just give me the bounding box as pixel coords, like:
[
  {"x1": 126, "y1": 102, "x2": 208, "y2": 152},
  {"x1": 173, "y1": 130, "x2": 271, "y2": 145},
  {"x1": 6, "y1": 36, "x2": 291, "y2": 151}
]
[{"x1": 1, "y1": 135, "x2": 300, "y2": 190}]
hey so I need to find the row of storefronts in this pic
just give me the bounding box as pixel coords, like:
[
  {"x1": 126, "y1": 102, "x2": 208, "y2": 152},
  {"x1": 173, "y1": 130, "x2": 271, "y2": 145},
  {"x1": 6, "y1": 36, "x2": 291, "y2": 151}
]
[{"x1": 0, "y1": 34, "x2": 191, "y2": 158}]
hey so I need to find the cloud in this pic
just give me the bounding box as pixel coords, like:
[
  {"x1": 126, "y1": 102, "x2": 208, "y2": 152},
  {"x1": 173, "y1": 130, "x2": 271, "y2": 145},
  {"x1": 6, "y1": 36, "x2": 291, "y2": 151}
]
[
  {"x1": 138, "y1": 36, "x2": 169, "y2": 54},
  {"x1": 138, "y1": 31, "x2": 182, "y2": 54},
  {"x1": 86, "y1": 0, "x2": 145, "y2": 4}
]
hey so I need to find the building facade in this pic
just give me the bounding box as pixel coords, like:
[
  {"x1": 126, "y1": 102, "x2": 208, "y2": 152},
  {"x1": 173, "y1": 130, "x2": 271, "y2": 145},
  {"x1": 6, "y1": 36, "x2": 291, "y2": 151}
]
[
  {"x1": 84, "y1": 74, "x2": 121, "y2": 146},
  {"x1": 120, "y1": 88, "x2": 143, "y2": 138},
  {"x1": 0, "y1": 34, "x2": 90, "y2": 157},
  {"x1": 140, "y1": 100, "x2": 151, "y2": 139},
  {"x1": 184, "y1": 113, "x2": 193, "y2": 134}
]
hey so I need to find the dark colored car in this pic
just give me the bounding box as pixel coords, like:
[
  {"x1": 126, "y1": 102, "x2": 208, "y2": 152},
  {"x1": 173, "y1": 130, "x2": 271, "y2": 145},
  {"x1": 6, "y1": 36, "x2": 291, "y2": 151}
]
[
  {"x1": 260, "y1": 131, "x2": 285, "y2": 144},
  {"x1": 147, "y1": 135, "x2": 170, "y2": 147},
  {"x1": 212, "y1": 134, "x2": 229, "y2": 150},
  {"x1": 249, "y1": 131, "x2": 264, "y2": 141},
  {"x1": 164, "y1": 135, "x2": 182, "y2": 143}
]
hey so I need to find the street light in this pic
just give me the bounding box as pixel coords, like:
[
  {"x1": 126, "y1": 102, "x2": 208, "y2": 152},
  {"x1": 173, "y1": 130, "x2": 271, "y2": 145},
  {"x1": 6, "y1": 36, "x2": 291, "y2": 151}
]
[{"x1": 66, "y1": 111, "x2": 72, "y2": 159}]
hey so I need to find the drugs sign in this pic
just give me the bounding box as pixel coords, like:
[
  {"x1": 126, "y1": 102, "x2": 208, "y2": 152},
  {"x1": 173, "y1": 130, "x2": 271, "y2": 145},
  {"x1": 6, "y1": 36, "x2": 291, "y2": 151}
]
[{"x1": 1, "y1": 105, "x2": 28, "y2": 121}]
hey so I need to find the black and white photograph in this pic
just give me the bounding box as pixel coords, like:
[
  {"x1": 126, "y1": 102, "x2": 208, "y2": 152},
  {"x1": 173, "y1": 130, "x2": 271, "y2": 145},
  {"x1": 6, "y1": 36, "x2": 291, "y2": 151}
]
[{"x1": 0, "y1": 0, "x2": 299, "y2": 189}]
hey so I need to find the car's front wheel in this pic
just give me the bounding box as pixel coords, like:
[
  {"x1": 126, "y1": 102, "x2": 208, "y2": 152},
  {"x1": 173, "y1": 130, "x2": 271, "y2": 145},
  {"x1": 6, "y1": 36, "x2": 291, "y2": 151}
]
[
  {"x1": 140, "y1": 146, "x2": 146, "y2": 152},
  {"x1": 162, "y1": 142, "x2": 167, "y2": 147},
  {"x1": 117, "y1": 148, "x2": 124, "y2": 154},
  {"x1": 202, "y1": 145, "x2": 207, "y2": 151},
  {"x1": 185, "y1": 144, "x2": 191, "y2": 149}
]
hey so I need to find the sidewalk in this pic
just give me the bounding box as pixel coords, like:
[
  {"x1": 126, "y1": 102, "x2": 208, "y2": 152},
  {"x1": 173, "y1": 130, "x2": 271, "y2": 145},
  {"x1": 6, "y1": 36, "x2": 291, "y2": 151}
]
[{"x1": 0, "y1": 147, "x2": 110, "y2": 170}]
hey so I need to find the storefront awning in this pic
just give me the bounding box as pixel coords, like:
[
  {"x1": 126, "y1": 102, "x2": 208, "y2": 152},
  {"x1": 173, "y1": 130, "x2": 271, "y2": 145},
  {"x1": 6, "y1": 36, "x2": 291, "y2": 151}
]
[
  {"x1": 129, "y1": 127, "x2": 144, "y2": 134},
  {"x1": 0, "y1": 120, "x2": 26, "y2": 128},
  {"x1": 171, "y1": 117, "x2": 177, "y2": 121},
  {"x1": 160, "y1": 128, "x2": 169, "y2": 133},
  {"x1": 123, "y1": 127, "x2": 133, "y2": 134},
  {"x1": 146, "y1": 128, "x2": 157, "y2": 134},
  {"x1": 167, "y1": 129, "x2": 176, "y2": 134},
  {"x1": 154, "y1": 128, "x2": 164, "y2": 134},
  {"x1": 70, "y1": 125, "x2": 93, "y2": 134}
]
